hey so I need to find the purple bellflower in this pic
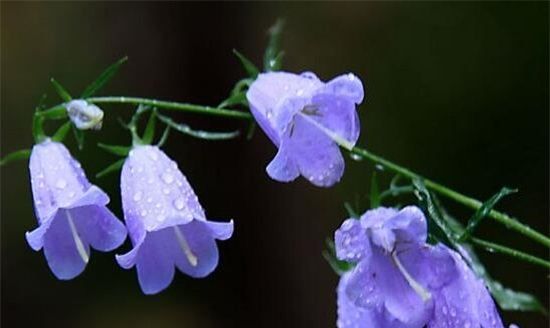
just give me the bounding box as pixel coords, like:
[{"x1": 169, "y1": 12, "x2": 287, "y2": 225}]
[
  {"x1": 26, "y1": 140, "x2": 127, "y2": 279},
  {"x1": 335, "y1": 206, "x2": 504, "y2": 328},
  {"x1": 246, "y1": 71, "x2": 364, "y2": 187},
  {"x1": 116, "y1": 145, "x2": 234, "y2": 295}
]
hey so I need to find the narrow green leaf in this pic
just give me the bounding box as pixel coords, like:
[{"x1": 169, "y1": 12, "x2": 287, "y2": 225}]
[
  {"x1": 157, "y1": 126, "x2": 171, "y2": 147},
  {"x1": 230, "y1": 78, "x2": 253, "y2": 96},
  {"x1": 72, "y1": 126, "x2": 85, "y2": 150},
  {"x1": 344, "y1": 202, "x2": 360, "y2": 219},
  {"x1": 413, "y1": 178, "x2": 459, "y2": 245},
  {"x1": 263, "y1": 19, "x2": 285, "y2": 72},
  {"x1": 460, "y1": 187, "x2": 517, "y2": 241},
  {"x1": 460, "y1": 242, "x2": 546, "y2": 313},
  {"x1": 370, "y1": 171, "x2": 380, "y2": 208},
  {"x1": 81, "y1": 56, "x2": 128, "y2": 98},
  {"x1": 50, "y1": 78, "x2": 72, "y2": 102},
  {"x1": 157, "y1": 114, "x2": 240, "y2": 140},
  {"x1": 219, "y1": 92, "x2": 247, "y2": 109},
  {"x1": 32, "y1": 115, "x2": 46, "y2": 143},
  {"x1": 0, "y1": 149, "x2": 31, "y2": 166},
  {"x1": 323, "y1": 238, "x2": 355, "y2": 275},
  {"x1": 141, "y1": 109, "x2": 157, "y2": 144},
  {"x1": 96, "y1": 158, "x2": 125, "y2": 178},
  {"x1": 232, "y1": 49, "x2": 259, "y2": 78},
  {"x1": 37, "y1": 105, "x2": 67, "y2": 120},
  {"x1": 97, "y1": 143, "x2": 131, "y2": 157},
  {"x1": 52, "y1": 121, "x2": 72, "y2": 142},
  {"x1": 245, "y1": 122, "x2": 256, "y2": 140}
]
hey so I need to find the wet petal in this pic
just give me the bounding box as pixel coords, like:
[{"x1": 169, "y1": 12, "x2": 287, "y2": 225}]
[
  {"x1": 266, "y1": 146, "x2": 300, "y2": 182},
  {"x1": 134, "y1": 230, "x2": 175, "y2": 295},
  {"x1": 321, "y1": 73, "x2": 365, "y2": 104},
  {"x1": 43, "y1": 210, "x2": 90, "y2": 280},
  {"x1": 337, "y1": 272, "x2": 386, "y2": 328},
  {"x1": 428, "y1": 247, "x2": 503, "y2": 328},
  {"x1": 309, "y1": 93, "x2": 361, "y2": 147},
  {"x1": 173, "y1": 221, "x2": 221, "y2": 278},
  {"x1": 335, "y1": 218, "x2": 371, "y2": 262},
  {"x1": 285, "y1": 114, "x2": 345, "y2": 187},
  {"x1": 72, "y1": 205, "x2": 127, "y2": 251}
]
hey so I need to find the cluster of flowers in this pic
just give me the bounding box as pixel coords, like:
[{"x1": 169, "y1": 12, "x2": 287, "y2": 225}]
[
  {"x1": 25, "y1": 70, "x2": 507, "y2": 326},
  {"x1": 27, "y1": 140, "x2": 233, "y2": 295}
]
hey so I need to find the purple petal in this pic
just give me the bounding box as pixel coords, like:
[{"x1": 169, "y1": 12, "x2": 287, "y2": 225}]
[
  {"x1": 42, "y1": 210, "x2": 90, "y2": 280},
  {"x1": 337, "y1": 272, "x2": 385, "y2": 328},
  {"x1": 428, "y1": 247, "x2": 503, "y2": 328},
  {"x1": 284, "y1": 114, "x2": 345, "y2": 187},
  {"x1": 71, "y1": 205, "x2": 127, "y2": 251},
  {"x1": 346, "y1": 249, "x2": 433, "y2": 328},
  {"x1": 266, "y1": 146, "x2": 300, "y2": 182},
  {"x1": 360, "y1": 206, "x2": 426, "y2": 252},
  {"x1": 134, "y1": 229, "x2": 176, "y2": 295},
  {"x1": 320, "y1": 73, "x2": 365, "y2": 104},
  {"x1": 335, "y1": 218, "x2": 371, "y2": 262},
  {"x1": 246, "y1": 72, "x2": 323, "y2": 143},
  {"x1": 173, "y1": 220, "x2": 221, "y2": 278},
  {"x1": 30, "y1": 140, "x2": 91, "y2": 223},
  {"x1": 204, "y1": 219, "x2": 234, "y2": 240},
  {"x1": 309, "y1": 93, "x2": 361, "y2": 148},
  {"x1": 121, "y1": 146, "x2": 198, "y2": 233}
]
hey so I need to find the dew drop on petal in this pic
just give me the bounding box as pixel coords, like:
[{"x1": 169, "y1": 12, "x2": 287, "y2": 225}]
[
  {"x1": 133, "y1": 191, "x2": 143, "y2": 202},
  {"x1": 162, "y1": 172, "x2": 174, "y2": 184},
  {"x1": 56, "y1": 179, "x2": 67, "y2": 189},
  {"x1": 140, "y1": 210, "x2": 147, "y2": 217},
  {"x1": 173, "y1": 197, "x2": 185, "y2": 210}
]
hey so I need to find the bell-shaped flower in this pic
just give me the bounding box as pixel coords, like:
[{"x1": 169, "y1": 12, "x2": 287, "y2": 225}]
[
  {"x1": 116, "y1": 145, "x2": 233, "y2": 295},
  {"x1": 26, "y1": 140, "x2": 127, "y2": 279},
  {"x1": 246, "y1": 71, "x2": 364, "y2": 187},
  {"x1": 335, "y1": 206, "x2": 504, "y2": 328},
  {"x1": 66, "y1": 99, "x2": 104, "y2": 130}
]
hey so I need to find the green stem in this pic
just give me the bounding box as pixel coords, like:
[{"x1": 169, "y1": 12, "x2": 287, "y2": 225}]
[
  {"x1": 85, "y1": 96, "x2": 253, "y2": 120},
  {"x1": 470, "y1": 237, "x2": 550, "y2": 269},
  {"x1": 349, "y1": 147, "x2": 550, "y2": 248}
]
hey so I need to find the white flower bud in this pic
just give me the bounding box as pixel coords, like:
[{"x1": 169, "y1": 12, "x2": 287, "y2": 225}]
[{"x1": 66, "y1": 100, "x2": 104, "y2": 130}]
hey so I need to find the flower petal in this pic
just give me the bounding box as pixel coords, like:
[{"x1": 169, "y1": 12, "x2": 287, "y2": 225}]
[
  {"x1": 309, "y1": 93, "x2": 361, "y2": 147},
  {"x1": 428, "y1": 247, "x2": 504, "y2": 328},
  {"x1": 266, "y1": 146, "x2": 300, "y2": 182},
  {"x1": 173, "y1": 220, "x2": 221, "y2": 278},
  {"x1": 134, "y1": 229, "x2": 175, "y2": 295},
  {"x1": 285, "y1": 114, "x2": 345, "y2": 187},
  {"x1": 321, "y1": 73, "x2": 365, "y2": 104},
  {"x1": 346, "y1": 249, "x2": 433, "y2": 328},
  {"x1": 204, "y1": 219, "x2": 234, "y2": 240},
  {"x1": 335, "y1": 218, "x2": 372, "y2": 262},
  {"x1": 71, "y1": 205, "x2": 127, "y2": 251},
  {"x1": 337, "y1": 272, "x2": 385, "y2": 328},
  {"x1": 43, "y1": 210, "x2": 90, "y2": 280}
]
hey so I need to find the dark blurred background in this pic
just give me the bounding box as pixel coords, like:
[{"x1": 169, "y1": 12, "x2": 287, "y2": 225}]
[{"x1": 1, "y1": 2, "x2": 548, "y2": 328}]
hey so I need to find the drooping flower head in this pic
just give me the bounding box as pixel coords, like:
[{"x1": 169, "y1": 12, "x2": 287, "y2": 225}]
[
  {"x1": 246, "y1": 71, "x2": 364, "y2": 187},
  {"x1": 26, "y1": 140, "x2": 127, "y2": 279},
  {"x1": 335, "y1": 206, "x2": 504, "y2": 328},
  {"x1": 116, "y1": 145, "x2": 234, "y2": 295}
]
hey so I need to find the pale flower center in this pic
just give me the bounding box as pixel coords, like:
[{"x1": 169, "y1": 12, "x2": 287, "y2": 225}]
[
  {"x1": 173, "y1": 226, "x2": 198, "y2": 267},
  {"x1": 391, "y1": 251, "x2": 432, "y2": 302},
  {"x1": 66, "y1": 211, "x2": 89, "y2": 264}
]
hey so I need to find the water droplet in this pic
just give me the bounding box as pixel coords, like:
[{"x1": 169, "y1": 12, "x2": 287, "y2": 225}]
[
  {"x1": 147, "y1": 197, "x2": 153, "y2": 203},
  {"x1": 296, "y1": 89, "x2": 304, "y2": 96},
  {"x1": 133, "y1": 191, "x2": 143, "y2": 201},
  {"x1": 349, "y1": 153, "x2": 363, "y2": 161},
  {"x1": 56, "y1": 179, "x2": 67, "y2": 189},
  {"x1": 173, "y1": 197, "x2": 185, "y2": 210},
  {"x1": 147, "y1": 150, "x2": 158, "y2": 161},
  {"x1": 162, "y1": 188, "x2": 170, "y2": 195},
  {"x1": 162, "y1": 172, "x2": 174, "y2": 184},
  {"x1": 140, "y1": 210, "x2": 147, "y2": 217},
  {"x1": 69, "y1": 192, "x2": 75, "y2": 198}
]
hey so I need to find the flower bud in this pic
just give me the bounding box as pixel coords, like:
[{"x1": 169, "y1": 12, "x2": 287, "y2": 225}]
[{"x1": 66, "y1": 100, "x2": 104, "y2": 130}]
